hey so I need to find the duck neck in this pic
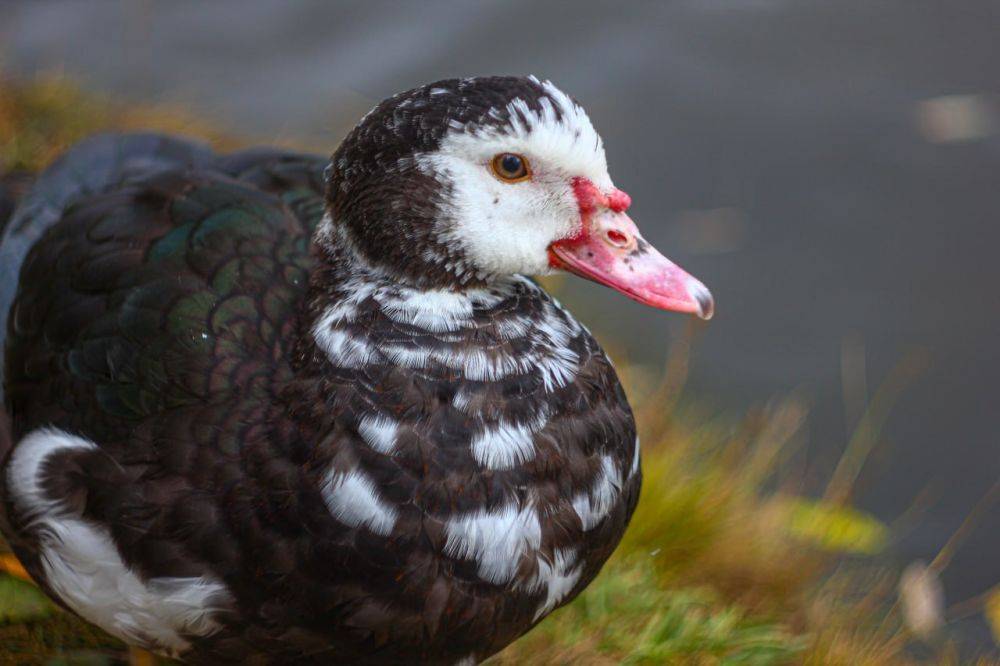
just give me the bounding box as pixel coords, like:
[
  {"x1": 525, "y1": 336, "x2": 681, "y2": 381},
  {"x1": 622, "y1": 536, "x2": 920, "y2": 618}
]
[
  {"x1": 313, "y1": 209, "x2": 492, "y2": 291},
  {"x1": 294, "y1": 212, "x2": 534, "y2": 376}
]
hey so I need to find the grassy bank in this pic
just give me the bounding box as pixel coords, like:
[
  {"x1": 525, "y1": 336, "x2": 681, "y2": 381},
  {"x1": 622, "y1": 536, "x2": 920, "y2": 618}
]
[{"x1": 0, "y1": 73, "x2": 997, "y2": 665}]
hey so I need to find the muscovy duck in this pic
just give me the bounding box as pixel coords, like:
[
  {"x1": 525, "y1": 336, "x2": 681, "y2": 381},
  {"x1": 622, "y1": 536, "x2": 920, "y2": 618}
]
[{"x1": 0, "y1": 76, "x2": 712, "y2": 664}]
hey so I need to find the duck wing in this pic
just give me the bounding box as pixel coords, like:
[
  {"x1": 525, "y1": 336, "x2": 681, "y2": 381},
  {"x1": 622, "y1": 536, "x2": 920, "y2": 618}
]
[
  {"x1": 4, "y1": 135, "x2": 327, "y2": 435},
  {"x1": 0, "y1": 136, "x2": 330, "y2": 657}
]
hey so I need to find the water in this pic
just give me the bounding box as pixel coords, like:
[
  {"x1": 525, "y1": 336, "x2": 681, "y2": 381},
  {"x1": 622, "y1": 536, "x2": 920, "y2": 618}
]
[{"x1": 3, "y1": 0, "x2": 999, "y2": 646}]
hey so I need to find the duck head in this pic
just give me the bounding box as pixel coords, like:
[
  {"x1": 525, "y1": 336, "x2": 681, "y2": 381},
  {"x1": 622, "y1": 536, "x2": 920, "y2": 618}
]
[{"x1": 321, "y1": 75, "x2": 713, "y2": 319}]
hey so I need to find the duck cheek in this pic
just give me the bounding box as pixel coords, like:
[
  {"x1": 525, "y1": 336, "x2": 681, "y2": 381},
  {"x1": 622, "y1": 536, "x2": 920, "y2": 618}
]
[{"x1": 547, "y1": 211, "x2": 714, "y2": 319}]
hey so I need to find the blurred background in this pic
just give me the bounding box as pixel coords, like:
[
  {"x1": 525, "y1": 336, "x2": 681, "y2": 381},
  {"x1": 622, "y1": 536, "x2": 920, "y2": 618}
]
[{"x1": 2, "y1": 0, "x2": 999, "y2": 658}]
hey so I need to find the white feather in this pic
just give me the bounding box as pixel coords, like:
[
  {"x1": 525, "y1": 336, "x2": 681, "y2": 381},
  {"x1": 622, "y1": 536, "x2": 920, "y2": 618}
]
[
  {"x1": 357, "y1": 415, "x2": 400, "y2": 455},
  {"x1": 312, "y1": 325, "x2": 377, "y2": 369},
  {"x1": 444, "y1": 502, "x2": 541, "y2": 585},
  {"x1": 571, "y1": 455, "x2": 623, "y2": 531},
  {"x1": 321, "y1": 467, "x2": 398, "y2": 536},
  {"x1": 6, "y1": 428, "x2": 231, "y2": 657},
  {"x1": 313, "y1": 271, "x2": 582, "y2": 388},
  {"x1": 631, "y1": 435, "x2": 641, "y2": 477},
  {"x1": 377, "y1": 288, "x2": 474, "y2": 333},
  {"x1": 527, "y1": 548, "x2": 583, "y2": 621},
  {"x1": 470, "y1": 411, "x2": 548, "y2": 470}
]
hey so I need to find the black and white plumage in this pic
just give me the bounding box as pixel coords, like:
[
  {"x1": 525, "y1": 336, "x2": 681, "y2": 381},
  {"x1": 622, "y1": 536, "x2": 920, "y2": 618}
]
[{"x1": 0, "y1": 76, "x2": 712, "y2": 664}]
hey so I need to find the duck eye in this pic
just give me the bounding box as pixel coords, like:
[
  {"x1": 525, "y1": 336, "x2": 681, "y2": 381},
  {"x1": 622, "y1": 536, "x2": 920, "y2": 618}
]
[{"x1": 491, "y1": 153, "x2": 530, "y2": 182}]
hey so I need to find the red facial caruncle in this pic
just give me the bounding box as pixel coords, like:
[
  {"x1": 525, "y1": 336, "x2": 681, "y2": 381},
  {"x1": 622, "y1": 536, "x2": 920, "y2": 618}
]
[{"x1": 547, "y1": 177, "x2": 714, "y2": 319}]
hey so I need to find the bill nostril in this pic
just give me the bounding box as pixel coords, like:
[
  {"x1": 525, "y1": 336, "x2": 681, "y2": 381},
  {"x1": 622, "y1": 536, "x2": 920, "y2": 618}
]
[{"x1": 605, "y1": 229, "x2": 630, "y2": 248}]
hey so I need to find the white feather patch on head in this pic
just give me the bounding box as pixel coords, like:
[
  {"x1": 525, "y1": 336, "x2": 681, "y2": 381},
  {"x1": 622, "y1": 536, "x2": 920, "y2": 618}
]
[
  {"x1": 418, "y1": 78, "x2": 613, "y2": 278},
  {"x1": 6, "y1": 428, "x2": 232, "y2": 658}
]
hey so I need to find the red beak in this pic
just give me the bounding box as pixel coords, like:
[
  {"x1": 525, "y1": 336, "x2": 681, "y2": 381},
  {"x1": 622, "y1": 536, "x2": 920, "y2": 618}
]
[{"x1": 548, "y1": 179, "x2": 714, "y2": 320}]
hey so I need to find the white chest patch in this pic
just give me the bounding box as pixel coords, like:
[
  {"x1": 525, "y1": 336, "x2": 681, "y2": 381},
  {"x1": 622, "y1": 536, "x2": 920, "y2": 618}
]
[
  {"x1": 571, "y1": 455, "x2": 624, "y2": 531},
  {"x1": 313, "y1": 276, "x2": 583, "y2": 398},
  {"x1": 376, "y1": 286, "x2": 479, "y2": 332},
  {"x1": 526, "y1": 547, "x2": 583, "y2": 621},
  {"x1": 443, "y1": 501, "x2": 584, "y2": 622},
  {"x1": 444, "y1": 502, "x2": 541, "y2": 585},
  {"x1": 6, "y1": 428, "x2": 232, "y2": 658},
  {"x1": 357, "y1": 414, "x2": 401, "y2": 454},
  {"x1": 469, "y1": 411, "x2": 548, "y2": 470},
  {"x1": 321, "y1": 467, "x2": 398, "y2": 536}
]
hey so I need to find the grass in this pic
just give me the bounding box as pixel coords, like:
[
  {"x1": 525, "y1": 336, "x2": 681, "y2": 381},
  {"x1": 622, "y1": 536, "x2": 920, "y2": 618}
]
[{"x1": 1, "y1": 73, "x2": 998, "y2": 665}]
